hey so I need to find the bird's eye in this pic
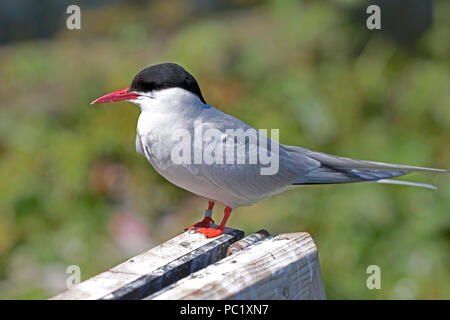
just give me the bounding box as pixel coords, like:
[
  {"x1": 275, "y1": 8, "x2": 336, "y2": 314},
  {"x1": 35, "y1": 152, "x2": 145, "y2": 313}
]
[
  {"x1": 152, "y1": 84, "x2": 164, "y2": 91},
  {"x1": 140, "y1": 82, "x2": 166, "y2": 92}
]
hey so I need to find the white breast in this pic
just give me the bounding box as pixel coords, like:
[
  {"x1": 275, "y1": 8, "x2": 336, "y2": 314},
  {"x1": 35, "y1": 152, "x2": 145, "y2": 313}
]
[{"x1": 134, "y1": 89, "x2": 248, "y2": 206}]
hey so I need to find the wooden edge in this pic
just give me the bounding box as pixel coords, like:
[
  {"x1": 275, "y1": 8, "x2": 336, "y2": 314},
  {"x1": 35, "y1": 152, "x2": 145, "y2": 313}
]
[
  {"x1": 146, "y1": 232, "x2": 326, "y2": 300},
  {"x1": 50, "y1": 226, "x2": 244, "y2": 300}
]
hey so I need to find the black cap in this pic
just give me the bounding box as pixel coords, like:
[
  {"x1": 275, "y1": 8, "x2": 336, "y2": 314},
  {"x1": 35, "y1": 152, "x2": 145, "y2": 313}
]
[{"x1": 129, "y1": 63, "x2": 206, "y2": 104}]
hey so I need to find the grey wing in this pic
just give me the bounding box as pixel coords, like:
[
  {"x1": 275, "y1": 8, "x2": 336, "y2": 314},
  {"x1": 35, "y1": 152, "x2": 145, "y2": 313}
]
[
  {"x1": 136, "y1": 134, "x2": 144, "y2": 155},
  {"x1": 188, "y1": 109, "x2": 321, "y2": 204},
  {"x1": 191, "y1": 144, "x2": 319, "y2": 206}
]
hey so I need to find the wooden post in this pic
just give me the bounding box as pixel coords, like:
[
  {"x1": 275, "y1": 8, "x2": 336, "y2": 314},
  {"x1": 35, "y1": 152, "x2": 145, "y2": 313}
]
[
  {"x1": 146, "y1": 232, "x2": 326, "y2": 300},
  {"x1": 51, "y1": 226, "x2": 243, "y2": 300},
  {"x1": 51, "y1": 229, "x2": 325, "y2": 300}
]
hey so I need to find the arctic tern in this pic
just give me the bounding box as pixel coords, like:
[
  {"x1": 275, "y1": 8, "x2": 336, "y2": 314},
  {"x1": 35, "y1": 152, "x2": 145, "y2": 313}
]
[{"x1": 92, "y1": 63, "x2": 447, "y2": 238}]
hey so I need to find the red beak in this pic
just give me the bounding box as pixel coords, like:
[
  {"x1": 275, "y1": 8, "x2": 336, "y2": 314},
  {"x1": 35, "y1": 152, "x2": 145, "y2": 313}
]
[{"x1": 91, "y1": 87, "x2": 140, "y2": 104}]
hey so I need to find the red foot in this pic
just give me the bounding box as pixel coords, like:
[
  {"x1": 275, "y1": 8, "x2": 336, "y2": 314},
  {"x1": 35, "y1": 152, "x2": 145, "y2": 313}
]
[
  {"x1": 194, "y1": 227, "x2": 224, "y2": 238},
  {"x1": 186, "y1": 217, "x2": 214, "y2": 231}
]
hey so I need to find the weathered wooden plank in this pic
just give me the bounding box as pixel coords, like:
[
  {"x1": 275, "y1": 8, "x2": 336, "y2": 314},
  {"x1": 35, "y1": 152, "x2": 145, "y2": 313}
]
[
  {"x1": 51, "y1": 226, "x2": 244, "y2": 300},
  {"x1": 146, "y1": 232, "x2": 326, "y2": 300},
  {"x1": 226, "y1": 230, "x2": 270, "y2": 256}
]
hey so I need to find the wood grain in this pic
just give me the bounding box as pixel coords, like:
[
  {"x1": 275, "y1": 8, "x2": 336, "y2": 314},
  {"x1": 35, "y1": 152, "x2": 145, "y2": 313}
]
[
  {"x1": 146, "y1": 232, "x2": 326, "y2": 300},
  {"x1": 50, "y1": 226, "x2": 244, "y2": 300}
]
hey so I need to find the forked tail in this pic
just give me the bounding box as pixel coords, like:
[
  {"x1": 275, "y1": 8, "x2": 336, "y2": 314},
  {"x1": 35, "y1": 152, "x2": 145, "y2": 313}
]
[{"x1": 288, "y1": 147, "x2": 448, "y2": 189}]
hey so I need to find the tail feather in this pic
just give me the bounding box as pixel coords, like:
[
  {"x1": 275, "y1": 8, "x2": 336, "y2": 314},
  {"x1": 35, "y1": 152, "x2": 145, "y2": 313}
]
[
  {"x1": 296, "y1": 166, "x2": 411, "y2": 185},
  {"x1": 306, "y1": 151, "x2": 448, "y2": 173},
  {"x1": 285, "y1": 146, "x2": 448, "y2": 189},
  {"x1": 375, "y1": 179, "x2": 437, "y2": 190}
]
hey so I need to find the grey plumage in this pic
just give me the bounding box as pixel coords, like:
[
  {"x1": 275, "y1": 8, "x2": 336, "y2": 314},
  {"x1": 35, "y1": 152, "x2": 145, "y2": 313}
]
[{"x1": 286, "y1": 145, "x2": 446, "y2": 188}]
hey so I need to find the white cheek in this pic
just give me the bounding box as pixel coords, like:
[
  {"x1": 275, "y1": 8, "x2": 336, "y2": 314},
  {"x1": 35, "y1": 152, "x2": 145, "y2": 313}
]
[{"x1": 134, "y1": 96, "x2": 158, "y2": 111}]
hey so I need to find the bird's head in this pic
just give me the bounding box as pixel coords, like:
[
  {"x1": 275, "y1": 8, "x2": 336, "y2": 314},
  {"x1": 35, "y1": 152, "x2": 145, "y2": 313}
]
[{"x1": 91, "y1": 63, "x2": 206, "y2": 109}]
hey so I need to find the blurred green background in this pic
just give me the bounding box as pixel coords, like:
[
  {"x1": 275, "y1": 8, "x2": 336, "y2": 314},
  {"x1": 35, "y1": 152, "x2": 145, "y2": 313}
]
[{"x1": 0, "y1": 0, "x2": 448, "y2": 299}]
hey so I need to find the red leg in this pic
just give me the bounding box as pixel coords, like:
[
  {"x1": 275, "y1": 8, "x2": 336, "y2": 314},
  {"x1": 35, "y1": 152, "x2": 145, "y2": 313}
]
[
  {"x1": 186, "y1": 201, "x2": 215, "y2": 231},
  {"x1": 195, "y1": 206, "x2": 232, "y2": 238}
]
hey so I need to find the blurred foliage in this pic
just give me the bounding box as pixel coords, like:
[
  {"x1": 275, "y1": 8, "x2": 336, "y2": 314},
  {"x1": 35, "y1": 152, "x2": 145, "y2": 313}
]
[{"x1": 0, "y1": 0, "x2": 449, "y2": 299}]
